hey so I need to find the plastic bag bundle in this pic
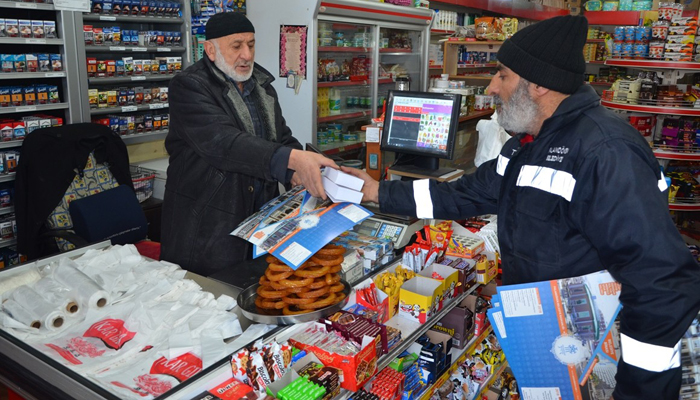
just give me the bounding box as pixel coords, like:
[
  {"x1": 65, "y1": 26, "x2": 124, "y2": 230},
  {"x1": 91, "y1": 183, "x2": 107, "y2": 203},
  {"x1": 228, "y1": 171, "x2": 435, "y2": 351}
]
[
  {"x1": 10, "y1": 285, "x2": 65, "y2": 330},
  {"x1": 33, "y1": 277, "x2": 80, "y2": 315},
  {"x1": 51, "y1": 259, "x2": 110, "y2": 309},
  {"x1": 475, "y1": 111, "x2": 511, "y2": 168}
]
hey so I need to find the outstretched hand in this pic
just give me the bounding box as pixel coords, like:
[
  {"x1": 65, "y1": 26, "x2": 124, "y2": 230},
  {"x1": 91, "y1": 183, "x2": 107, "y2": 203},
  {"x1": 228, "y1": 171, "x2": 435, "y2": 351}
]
[
  {"x1": 340, "y1": 166, "x2": 380, "y2": 204},
  {"x1": 288, "y1": 149, "x2": 338, "y2": 199}
]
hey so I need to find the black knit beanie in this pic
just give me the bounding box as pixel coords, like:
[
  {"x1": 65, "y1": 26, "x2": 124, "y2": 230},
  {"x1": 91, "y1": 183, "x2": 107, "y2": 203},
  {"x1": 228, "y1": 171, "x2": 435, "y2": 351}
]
[
  {"x1": 497, "y1": 15, "x2": 587, "y2": 94},
  {"x1": 205, "y1": 12, "x2": 255, "y2": 40}
]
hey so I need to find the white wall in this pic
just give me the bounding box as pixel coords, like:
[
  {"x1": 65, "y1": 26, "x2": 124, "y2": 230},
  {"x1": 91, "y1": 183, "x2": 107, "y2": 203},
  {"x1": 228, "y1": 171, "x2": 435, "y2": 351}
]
[{"x1": 248, "y1": 0, "x2": 317, "y2": 147}]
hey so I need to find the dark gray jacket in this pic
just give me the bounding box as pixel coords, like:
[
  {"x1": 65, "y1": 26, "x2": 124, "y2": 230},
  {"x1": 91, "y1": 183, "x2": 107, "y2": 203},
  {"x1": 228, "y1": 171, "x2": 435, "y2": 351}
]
[{"x1": 161, "y1": 57, "x2": 302, "y2": 276}]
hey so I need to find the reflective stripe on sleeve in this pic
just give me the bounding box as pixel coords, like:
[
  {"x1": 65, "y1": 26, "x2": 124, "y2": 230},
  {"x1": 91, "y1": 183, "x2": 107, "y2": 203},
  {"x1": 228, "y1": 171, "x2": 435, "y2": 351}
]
[
  {"x1": 413, "y1": 179, "x2": 433, "y2": 219},
  {"x1": 658, "y1": 172, "x2": 668, "y2": 192},
  {"x1": 496, "y1": 154, "x2": 510, "y2": 176},
  {"x1": 620, "y1": 333, "x2": 681, "y2": 372},
  {"x1": 516, "y1": 165, "x2": 577, "y2": 202}
]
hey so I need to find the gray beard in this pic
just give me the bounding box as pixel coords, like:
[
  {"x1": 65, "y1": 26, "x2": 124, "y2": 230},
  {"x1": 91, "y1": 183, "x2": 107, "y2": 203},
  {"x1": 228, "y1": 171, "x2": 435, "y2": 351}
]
[
  {"x1": 212, "y1": 42, "x2": 254, "y2": 82},
  {"x1": 494, "y1": 79, "x2": 539, "y2": 134}
]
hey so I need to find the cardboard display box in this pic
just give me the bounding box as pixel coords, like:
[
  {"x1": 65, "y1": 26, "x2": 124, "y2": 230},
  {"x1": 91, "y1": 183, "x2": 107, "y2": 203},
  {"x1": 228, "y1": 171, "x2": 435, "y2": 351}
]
[
  {"x1": 399, "y1": 276, "x2": 442, "y2": 324},
  {"x1": 431, "y1": 295, "x2": 475, "y2": 350},
  {"x1": 418, "y1": 263, "x2": 460, "y2": 312}
]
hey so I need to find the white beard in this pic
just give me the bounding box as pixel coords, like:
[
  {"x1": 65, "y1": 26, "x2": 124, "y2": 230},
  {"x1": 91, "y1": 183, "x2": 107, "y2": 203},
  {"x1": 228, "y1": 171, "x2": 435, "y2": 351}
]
[
  {"x1": 493, "y1": 79, "x2": 539, "y2": 134},
  {"x1": 212, "y1": 41, "x2": 254, "y2": 82}
]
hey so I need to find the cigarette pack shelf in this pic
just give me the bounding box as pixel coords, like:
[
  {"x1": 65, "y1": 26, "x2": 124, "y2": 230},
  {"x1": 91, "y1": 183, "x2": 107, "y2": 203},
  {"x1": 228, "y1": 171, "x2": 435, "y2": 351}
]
[{"x1": 76, "y1": 0, "x2": 191, "y2": 143}]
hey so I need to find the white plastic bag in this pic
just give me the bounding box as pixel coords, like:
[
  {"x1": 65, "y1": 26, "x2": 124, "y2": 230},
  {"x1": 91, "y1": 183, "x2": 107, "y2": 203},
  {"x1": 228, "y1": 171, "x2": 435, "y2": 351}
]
[{"x1": 475, "y1": 111, "x2": 511, "y2": 167}]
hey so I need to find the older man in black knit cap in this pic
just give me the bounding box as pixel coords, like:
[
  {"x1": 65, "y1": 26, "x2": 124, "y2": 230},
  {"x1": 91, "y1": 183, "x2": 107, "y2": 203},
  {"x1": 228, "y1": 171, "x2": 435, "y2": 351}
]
[
  {"x1": 344, "y1": 15, "x2": 700, "y2": 399},
  {"x1": 161, "y1": 13, "x2": 337, "y2": 276}
]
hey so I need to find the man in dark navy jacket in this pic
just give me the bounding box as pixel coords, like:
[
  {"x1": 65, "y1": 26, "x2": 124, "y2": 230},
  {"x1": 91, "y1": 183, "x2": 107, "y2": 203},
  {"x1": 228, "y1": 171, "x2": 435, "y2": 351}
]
[{"x1": 344, "y1": 15, "x2": 700, "y2": 399}]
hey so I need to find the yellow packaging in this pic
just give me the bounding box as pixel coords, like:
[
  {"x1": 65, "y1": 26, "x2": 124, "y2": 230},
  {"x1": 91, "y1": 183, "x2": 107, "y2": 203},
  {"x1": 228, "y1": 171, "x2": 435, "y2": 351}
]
[
  {"x1": 375, "y1": 264, "x2": 416, "y2": 320},
  {"x1": 399, "y1": 276, "x2": 441, "y2": 324},
  {"x1": 475, "y1": 254, "x2": 498, "y2": 285},
  {"x1": 88, "y1": 89, "x2": 98, "y2": 108},
  {"x1": 418, "y1": 263, "x2": 460, "y2": 311},
  {"x1": 107, "y1": 90, "x2": 117, "y2": 107}
]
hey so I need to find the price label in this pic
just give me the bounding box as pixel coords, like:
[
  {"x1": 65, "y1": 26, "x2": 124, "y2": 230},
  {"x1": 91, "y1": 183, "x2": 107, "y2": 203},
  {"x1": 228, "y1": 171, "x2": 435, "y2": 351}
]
[
  {"x1": 131, "y1": 76, "x2": 146, "y2": 81},
  {"x1": 132, "y1": 47, "x2": 147, "y2": 52},
  {"x1": 121, "y1": 105, "x2": 138, "y2": 112},
  {"x1": 156, "y1": 47, "x2": 171, "y2": 52},
  {"x1": 109, "y1": 46, "x2": 126, "y2": 51},
  {"x1": 16, "y1": 105, "x2": 37, "y2": 112},
  {"x1": 26, "y1": 38, "x2": 46, "y2": 44},
  {"x1": 45, "y1": 72, "x2": 65, "y2": 77},
  {"x1": 99, "y1": 15, "x2": 117, "y2": 21},
  {"x1": 15, "y1": 2, "x2": 38, "y2": 8},
  {"x1": 149, "y1": 103, "x2": 166, "y2": 109}
]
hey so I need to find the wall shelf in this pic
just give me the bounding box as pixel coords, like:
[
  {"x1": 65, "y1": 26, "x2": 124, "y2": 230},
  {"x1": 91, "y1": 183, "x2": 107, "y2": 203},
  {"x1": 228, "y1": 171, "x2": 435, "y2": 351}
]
[
  {"x1": 88, "y1": 75, "x2": 175, "y2": 85},
  {"x1": 0, "y1": 103, "x2": 69, "y2": 115},
  {"x1": 0, "y1": 173, "x2": 16, "y2": 183},
  {"x1": 318, "y1": 108, "x2": 379, "y2": 123},
  {"x1": 317, "y1": 78, "x2": 392, "y2": 88},
  {"x1": 654, "y1": 149, "x2": 700, "y2": 161},
  {"x1": 84, "y1": 45, "x2": 186, "y2": 53},
  {"x1": 605, "y1": 58, "x2": 700, "y2": 71},
  {"x1": 0, "y1": 1, "x2": 55, "y2": 10},
  {"x1": 0, "y1": 72, "x2": 65, "y2": 80},
  {"x1": 0, "y1": 37, "x2": 64, "y2": 45},
  {"x1": 83, "y1": 14, "x2": 184, "y2": 24},
  {"x1": 459, "y1": 109, "x2": 494, "y2": 123},
  {"x1": 430, "y1": 0, "x2": 568, "y2": 20},
  {"x1": 0, "y1": 206, "x2": 15, "y2": 216},
  {"x1": 318, "y1": 46, "x2": 371, "y2": 53},
  {"x1": 318, "y1": 140, "x2": 365, "y2": 155},
  {"x1": 0, "y1": 140, "x2": 24, "y2": 149},
  {"x1": 121, "y1": 130, "x2": 168, "y2": 145},
  {"x1": 602, "y1": 100, "x2": 700, "y2": 116},
  {"x1": 585, "y1": 11, "x2": 641, "y2": 25},
  {"x1": 379, "y1": 48, "x2": 413, "y2": 54},
  {"x1": 90, "y1": 102, "x2": 168, "y2": 115},
  {"x1": 586, "y1": 60, "x2": 605, "y2": 64}
]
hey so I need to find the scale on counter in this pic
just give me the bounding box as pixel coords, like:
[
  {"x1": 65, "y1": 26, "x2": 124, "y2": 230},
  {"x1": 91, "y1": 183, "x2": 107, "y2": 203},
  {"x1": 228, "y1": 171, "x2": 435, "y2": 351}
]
[{"x1": 353, "y1": 205, "x2": 422, "y2": 248}]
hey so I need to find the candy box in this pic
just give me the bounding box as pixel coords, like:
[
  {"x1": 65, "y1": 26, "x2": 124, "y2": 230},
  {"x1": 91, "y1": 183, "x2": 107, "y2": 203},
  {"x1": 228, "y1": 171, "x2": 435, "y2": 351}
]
[
  {"x1": 431, "y1": 295, "x2": 475, "y2": 349},
  {"x1": 288, "y1": 324, "x2": 377, "y2": 392},
  {"x1": 440, "y1": 256, "x2": 477, "y2": 296},
  {"x1": 354, "y1": 279, "x2": 390, "y2": 324},
  {"x1": 266, "y1": 353, "x2": 340, "y2": 400},
  {"x1": 418, "y1": 263, "x2": 459, "y2": 311},
  {"x1": 399, "y1": 276, "x2": 442, "y2": 324}
]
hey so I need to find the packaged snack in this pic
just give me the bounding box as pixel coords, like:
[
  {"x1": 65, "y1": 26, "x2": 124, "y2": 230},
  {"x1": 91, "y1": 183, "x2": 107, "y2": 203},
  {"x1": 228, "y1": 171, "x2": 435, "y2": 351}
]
[
  {"x1": 50, "y1": 54, "x2": 62, "y2": 71},
  {"x1": 31, "y1": 20, "x2": 44, "y2": 38},
  {"x1": 25, "y1": 54, "x2": 37, "y2": 73},
  {"x1": 1, "y1": 55, "x2": 14, "y2": 73},
  {"x1": 115, "y1": 59, "x2": 124, "y2": 76},
  {"x1": 0, "y1": 87, "x2": 9, "y2": 107},
  {"x1": 107, "y1": 90, "x2": 117, "y2": 106},
  {"x1": 87, "y1": 57, "x2": 97, "y2": 77},
  {"x1": 10, "y1": 87, "x2": 23, "y2": 106},
  {"x1": 106, "y1": 59, "x2": 115, "y2": 76},
  {"x1": 23, "y1": 86, "x2": 36, "y2": 106},
  {"x1": 13, "y1": 55, "x2": 25, "y2": 73},
  {"x1": 48, "y1": 85, "x2": 59, "y2": 103},
  {"x1": 36, "y1": 85, "x2": 48, "y2": 104},
  {"x1": 667, "y1": 34, "x2": 695, "y2": 45},
  {"x1": 83, "y1": 25, "x2": 94, "y2": 45},
  {"x1": 93, "y1": 27, "x2": 103, "y2": 45},
  {"x1": 18, "y1": 20, "x2": 31, "y2": 39},
  {"x1": 5, "y1": 20, "x2": 19, "y2": 38},
  {"x1": 38, "y1": 53, "x2": 50, "y2": 72}
]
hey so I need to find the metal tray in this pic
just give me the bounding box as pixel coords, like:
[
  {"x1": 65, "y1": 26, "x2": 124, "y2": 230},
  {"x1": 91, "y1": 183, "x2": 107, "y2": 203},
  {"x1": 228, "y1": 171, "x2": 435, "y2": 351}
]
[{"x1": 237, "y1": 280, "x2": 351, "y2": 325}]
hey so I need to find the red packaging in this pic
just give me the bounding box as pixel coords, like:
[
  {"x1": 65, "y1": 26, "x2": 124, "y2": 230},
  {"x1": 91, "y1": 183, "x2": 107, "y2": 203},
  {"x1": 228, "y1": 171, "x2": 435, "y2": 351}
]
[
  {"x1": 87, "y1": 58, "x2": 97, "y2": 77},
  {"x1": 200, "y1": 377, "x2": 256, "y2": 400}
]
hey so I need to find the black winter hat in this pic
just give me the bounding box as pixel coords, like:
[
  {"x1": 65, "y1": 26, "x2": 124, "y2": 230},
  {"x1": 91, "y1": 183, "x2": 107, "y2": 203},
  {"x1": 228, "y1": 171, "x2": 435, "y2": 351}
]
[
  {"x1": 497, "y1": 15, "x2": 588, "y2": 94},
  {"x1": 205, "y1": 12, "x2": 255, "y2": 40}
]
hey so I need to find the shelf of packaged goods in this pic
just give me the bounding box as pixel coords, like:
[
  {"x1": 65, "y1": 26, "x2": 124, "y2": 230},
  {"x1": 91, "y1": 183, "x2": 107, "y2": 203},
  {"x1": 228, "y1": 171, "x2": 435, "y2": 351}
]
[
  {"x1": 669, "y1": 202, "x2": 700, "y2": 211},
  {"x1": 318, "y1": 46, "x2": 371, "y2": 53},
  {"x1": 85, "y1": 45, "x2": 186, "y2": 53},
  {"x1": 0, "y1": 1, "x2": 55, "y2": 10},
  {"x1": 601, "y1": 100, "x2": 700, "y2": 116},
  {"x1": 586, "y1": 60, "x2": 605, "y2": 64},
  {"x1": 83, "y1": 14, "x2": 184, "y2": 24},
  {"x1": 653, "y1": 148, "x2": 700, "y2": 161},
  {"x1": 379, "y1": 48, "x2": 414, "y2": 54},
  {"x1": 472, "y1": 361, "x2": 508, "y2": 400},
  {"x1": 418, "y1": 326, "x2": 495, "y2": 400},
  {"x1": 0, "y1": 173, "x2": 16, "y2": 183},
  {"x1": 586, "y1": 39, "x2": 606, "y2": 43},
  {"x1": 318, "y1": 108, "x2": 379, "y2": 123},
  {"x1": 431, "y1": 29, "x2": 455, "y2": 34},
  {"x1": 0, "y1": 37, "x2": 64, "y2": 45},
  {"x1": 0, "y1": 140, "x2": 23, "y2": 149},
  {"x1": 88, "y1": 74, "x2": 175, "y2": 85},
  {"x1": 459, "y1": 109, "x2": 494, "y2": 123},
  {"x1": 0, "y1": 102, "x2": 69, "y2": 115},
  {"x1": 317, "y1": 78, "x2": 393, "y2": 88},
  {"x1": 318, "y1": 140, "x2": 364, "y2": 155},
  {"x1": 90, "y1": 102, "x2": 168, "y2": 115},
  {"x1": 584, "y1": 11, "x2": 641, "y2": 25},
  {"x1": 0, "y1": 206, "x2": 14, "y2": 216},
  {"x1": 456, "y1": 63, "x2": 498, "y2": 69},
  {"x1": 605, "y1": 58, "x2": 700, "y2": 70},
  {"x1": 0, "y1": 72, "x2": 65, "y2": 80},
  {"x1": 430, "y1": 0, "x2": 568, "y2": 20},
  {"x1": 332, "y1": 285, "x2": 483, "y2": 400},
  {"x1": 121, "y1": 129, "x2": 168, "y2": 145},
  {"x1": 429, "y1": 65, "x2": 443, "y2": 69}
]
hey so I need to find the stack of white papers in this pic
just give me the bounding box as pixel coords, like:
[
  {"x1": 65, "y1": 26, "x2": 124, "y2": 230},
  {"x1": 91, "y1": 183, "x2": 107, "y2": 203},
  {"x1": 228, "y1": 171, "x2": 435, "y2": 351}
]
[{"x1": 322, "y1": 168, "x2": 364, "y2": 204}]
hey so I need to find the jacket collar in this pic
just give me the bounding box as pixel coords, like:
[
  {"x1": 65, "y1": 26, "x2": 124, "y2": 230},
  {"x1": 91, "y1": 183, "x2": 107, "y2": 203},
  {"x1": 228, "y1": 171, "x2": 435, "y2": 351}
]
[{"x1": 537, "y1": 84, "x2": 600, "y2": 139}]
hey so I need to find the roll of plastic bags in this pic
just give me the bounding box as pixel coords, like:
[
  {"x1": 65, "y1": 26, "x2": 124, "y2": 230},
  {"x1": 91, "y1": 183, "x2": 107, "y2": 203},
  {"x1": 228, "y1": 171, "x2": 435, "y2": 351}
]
[
  {"x1": 51, "y1": 259, "x2": 110, "y2": 309},
  {"x1": 33, "y1": 277, "x2": 80, "y2": 315},
  {"x1": 0, "y1": 265, "x2": 41, "y2": 298},
  {"x1": 11, "y1": 285, "x2": 65, "y2": 330},
  {"x1": 2, "y1": 299, "x2": 42, "y2": 329}
]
